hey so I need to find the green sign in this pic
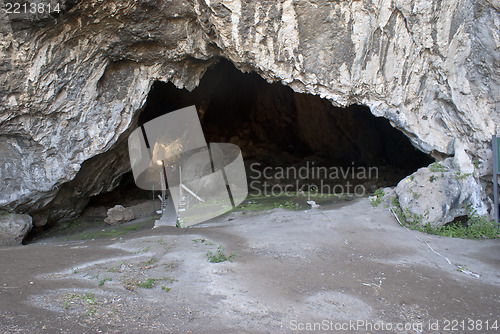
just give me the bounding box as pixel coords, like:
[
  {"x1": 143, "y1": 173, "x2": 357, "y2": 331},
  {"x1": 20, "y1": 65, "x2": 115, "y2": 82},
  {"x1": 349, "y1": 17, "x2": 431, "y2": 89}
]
[{"x1": 498, "y1": 138, "x2": 500, "y2": 173}]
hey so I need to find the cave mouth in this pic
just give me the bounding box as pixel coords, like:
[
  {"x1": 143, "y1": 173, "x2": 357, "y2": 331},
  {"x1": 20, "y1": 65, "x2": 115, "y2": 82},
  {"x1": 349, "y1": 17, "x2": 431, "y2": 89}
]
[
  {"x1": 25, "y1": 59, "x2": 435, "y2": 243},
  {"x1": 135, "y1": 59, "x2": 433, "y2": 194},
  {"x1": 85, "y1": 59, "x2": 433, "y2": 224}
]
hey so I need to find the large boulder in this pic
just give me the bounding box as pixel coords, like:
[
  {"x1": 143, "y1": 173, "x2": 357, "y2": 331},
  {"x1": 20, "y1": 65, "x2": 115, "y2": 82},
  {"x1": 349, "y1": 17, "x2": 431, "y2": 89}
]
[
  {"x1": 0, "y1": 213, "x2": 33, "y2": 246},
  {"x1": 104, "y1": 205, "x2": 135, "y2": 226},
  {"x1": 395, "y1": 158, "x2": 484, "y2": 227}
]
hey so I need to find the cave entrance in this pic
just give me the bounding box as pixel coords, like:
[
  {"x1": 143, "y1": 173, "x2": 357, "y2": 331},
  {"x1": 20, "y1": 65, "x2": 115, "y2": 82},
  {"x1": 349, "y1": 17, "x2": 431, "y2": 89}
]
[
  {"x1": 79, "y1": 59, "x2": 433, "y2": 228},
  {"x1": 136, "y1": 59, "x2": 433, "y2": 198},
  {"x1": 27, "y1": 59, "x2": 434, "y2": 242}
]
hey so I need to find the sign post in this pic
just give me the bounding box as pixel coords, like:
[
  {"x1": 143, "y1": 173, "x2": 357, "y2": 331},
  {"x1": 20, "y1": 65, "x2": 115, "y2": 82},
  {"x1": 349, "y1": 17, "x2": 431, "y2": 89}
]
[{"x1": 493, "y1": 135, "x2": 500, "y2": 225}]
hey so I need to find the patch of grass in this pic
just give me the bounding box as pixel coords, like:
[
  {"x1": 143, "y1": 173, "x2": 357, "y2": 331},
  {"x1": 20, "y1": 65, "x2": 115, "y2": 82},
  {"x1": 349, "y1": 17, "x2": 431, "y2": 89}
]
[
  {"x1": 473, "y1": 158, "x2": 481, "y2": 169},
  {"x1": 455, "y1": 171, "x2": 472, "y2": 180},
  {"x1": 142, "y1": 256, "x2": 159, "y2": 267},
  {"x1": 109, "y1": 261, "x2": 126, "y2": 273},
  {"x1": 69, "y1": 222, "x2": 142, "y2": 240},
  {"x1": 391, "y1": 197, "x2": 499, "y2": 239},
  {"x1": 273, "y1": 201, "x2": 300, "y2": 210},
  {"x1": 138, "y1": 246, "x2": 150, "y2": 253},
  {"x1": 370, "y1": 188, "x2": 385, "y2": 207},
  {"x1": 161, "y1": 286, "x2": 171, "y2": 292},
  {"x1": 192, "y1": 238, "x2": 214, "y2": 246},
  {"x1": 207, "y1": 245, "x2": 237, "y2": 263},
  {"x1": 429, "y1": 175, "x2": 438, "y2": 183},
  {"x1": 62, "y1": 291, "x2": 96, "y2": 316},
  {"x1": 410, "y1": 189, "x2": 422, "y2": 199},
  {"x1": 157, "y1": 238, "x2": 167, "y2": 245},
  {"x1": 429, "y1": 162, "x2": 447, "y2": 173},
  {"x1": 138, "y1": 278, "x2": 156, "y2": 289},
  {"x1": 98, "y1": 278, "x2": 112, "y2": 286},
  {"x1": 128, "y1": 276, "x2": 177, "y2": 291},
  {"x1": 84, "y1": 291, "x2": 96, "y2": 316},
  {"x1": 62, "y1": 299, "x2": 71, "y2": 310}
]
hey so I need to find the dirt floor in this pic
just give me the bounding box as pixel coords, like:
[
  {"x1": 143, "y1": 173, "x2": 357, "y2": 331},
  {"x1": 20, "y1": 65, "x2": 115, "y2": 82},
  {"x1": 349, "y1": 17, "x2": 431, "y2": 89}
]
[{"x1": 1, "y1": 198, "x2": 499, "y2": 333}]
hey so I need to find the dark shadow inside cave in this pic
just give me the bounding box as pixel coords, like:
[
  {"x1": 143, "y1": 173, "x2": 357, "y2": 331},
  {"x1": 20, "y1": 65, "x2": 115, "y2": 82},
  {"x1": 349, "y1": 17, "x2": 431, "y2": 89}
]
[
  {"x1": 25, "y1": 59, "x2": 434, "y2": 242},
  {"x1": 137, "y1": 59, "x2": 433, "y2": 187},
  {"x1": 92, "y1": 59, "x2": 434, "y2": 209}
]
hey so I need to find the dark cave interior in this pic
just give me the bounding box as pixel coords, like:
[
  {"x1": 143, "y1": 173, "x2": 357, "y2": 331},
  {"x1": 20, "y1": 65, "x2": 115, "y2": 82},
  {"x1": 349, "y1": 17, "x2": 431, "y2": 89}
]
[{"x1": 90, "y1": 59, "x2": 433, "y2": 207}]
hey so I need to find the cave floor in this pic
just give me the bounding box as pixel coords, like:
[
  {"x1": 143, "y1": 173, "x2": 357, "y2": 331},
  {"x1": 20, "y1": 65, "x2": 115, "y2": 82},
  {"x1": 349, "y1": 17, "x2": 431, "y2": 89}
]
[{"x1": 1, "y1": 199, "x2": 499, "y2": 333}]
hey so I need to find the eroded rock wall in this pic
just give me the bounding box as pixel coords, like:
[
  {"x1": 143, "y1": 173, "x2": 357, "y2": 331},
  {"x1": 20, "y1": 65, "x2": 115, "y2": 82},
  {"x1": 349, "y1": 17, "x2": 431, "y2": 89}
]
[{"x1": 0, "y1": 0, "x2": 498, "y2": 225}]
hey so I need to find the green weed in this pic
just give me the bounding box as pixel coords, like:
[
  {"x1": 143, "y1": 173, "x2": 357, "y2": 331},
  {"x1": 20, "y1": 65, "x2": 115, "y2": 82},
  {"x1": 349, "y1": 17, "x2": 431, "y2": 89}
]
[
  {"x1": 207, "y1": 246, "x2": 237, "y2": 263},
  {"x1": 455, "y1": 171, "x2": 472, "y2": 180},
  {"x1": 137, "y1": 246, "x2": 150, "y2": 253},
  {"x1": 98, "y1": 278, "x2": 112, "y2": 286},
  {"x1": 370, "y1": 189, "x2": 385, "y2": 207},
  {"x1": 410, "y1": 189, "x2": 422, "y2": 199},
  {"x1": 273, "y1": 201, "x2": 300, "y2": 210},
  {"x1": 193, "y1": 238, "x2": 214, "y2": 246},
  {"x1": 138, "y1": 278, "x2": 156, "y2": 289},
  {"x1": 429, "y1": 162, "x2": 447, "y2": 173},
  {"x1": 62, "y1": 291, "x2": 96, "y2": 316}
]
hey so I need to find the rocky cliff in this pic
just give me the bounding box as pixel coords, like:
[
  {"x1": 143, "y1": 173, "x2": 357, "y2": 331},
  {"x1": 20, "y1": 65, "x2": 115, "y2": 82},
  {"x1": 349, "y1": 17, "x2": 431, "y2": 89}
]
[{"x1": 0, "y1": 0, "x2": 498, "y2": 227}]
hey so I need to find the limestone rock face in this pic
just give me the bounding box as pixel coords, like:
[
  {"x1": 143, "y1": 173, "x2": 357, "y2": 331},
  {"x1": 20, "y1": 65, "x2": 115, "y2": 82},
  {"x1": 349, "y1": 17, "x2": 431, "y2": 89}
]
[
  {"x1": 104, "y1": 205, "x2": 135, "y2": 226},
  {"x1": 395, "y1": 159, "x2": 483, "y2": 227},
  {"x1": 0, "y1": 0, "x2": 498, "y2": 225},
  {"x1": 0, "y1": 213, "x2": 33, "y2": 246}
]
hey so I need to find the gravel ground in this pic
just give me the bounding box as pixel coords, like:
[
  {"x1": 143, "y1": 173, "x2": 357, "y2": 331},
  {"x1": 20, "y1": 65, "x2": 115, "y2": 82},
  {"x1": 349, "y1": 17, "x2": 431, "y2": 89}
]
[{"x1": 1, "y1": 198, "x2": 499, "y2": 333}]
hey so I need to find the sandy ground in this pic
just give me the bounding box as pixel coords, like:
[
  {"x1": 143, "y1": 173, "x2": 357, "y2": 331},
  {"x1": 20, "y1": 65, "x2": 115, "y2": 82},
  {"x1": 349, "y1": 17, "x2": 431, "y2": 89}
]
[{"x1": 1, "y1": 198, "x2": 499, "y2": 333}]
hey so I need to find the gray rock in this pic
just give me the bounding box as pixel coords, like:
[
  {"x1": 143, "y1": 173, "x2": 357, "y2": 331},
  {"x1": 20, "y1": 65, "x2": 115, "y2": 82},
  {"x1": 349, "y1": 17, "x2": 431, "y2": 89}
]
[
  {"x1": 395, "y1": 159, "x2": 483, "y2": 227},
  {"x1": 104, "y1": 205, "x2": 135, "y2": 226},
  {"x1": 0, "y1": 213, "x2": 33, "y2": 246}
]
